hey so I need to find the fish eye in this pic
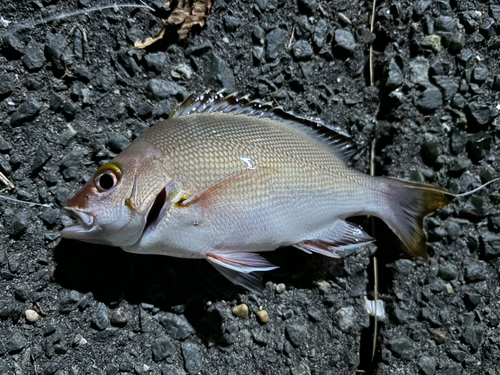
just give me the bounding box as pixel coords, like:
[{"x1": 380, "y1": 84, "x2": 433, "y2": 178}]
[{"x1": 94, "y1": 163, "x2": 122, "y2": 192}]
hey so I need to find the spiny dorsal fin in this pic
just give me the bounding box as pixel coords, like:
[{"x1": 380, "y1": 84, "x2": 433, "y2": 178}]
[{"x1": 169, "y1": 91, "x2": 358, "y2": 163}]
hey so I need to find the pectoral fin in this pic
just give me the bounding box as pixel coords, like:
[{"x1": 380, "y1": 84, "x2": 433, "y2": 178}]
[
  {"x1": 206, "y1": 252, "x2": 278, "y2": 293},
  {"x1": 294, "y1": 220, "x2": 374, "y2": 258},
  {"x1": 181, "y1": 167, "x2": 279, "y2": 211}
]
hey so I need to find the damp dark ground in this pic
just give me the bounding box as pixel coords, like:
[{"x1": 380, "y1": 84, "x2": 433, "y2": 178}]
[{"x1": 1, "y1": 0, "x2": 500, "y2": 374}]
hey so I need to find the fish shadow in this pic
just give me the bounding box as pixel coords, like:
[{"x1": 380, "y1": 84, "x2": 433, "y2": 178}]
[{"x1": 53, "y1": 240, "x2": 341, "y2": 344}]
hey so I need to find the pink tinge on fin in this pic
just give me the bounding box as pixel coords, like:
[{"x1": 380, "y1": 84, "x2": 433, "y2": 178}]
[
  {"x1": 206, "y1": 252, "x2": 278, "y2": 293},
  {"x1": 293, "y1": 220, "x2": 374, "y2": 258}
]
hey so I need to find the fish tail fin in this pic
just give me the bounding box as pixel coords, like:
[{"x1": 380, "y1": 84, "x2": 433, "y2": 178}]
[{"x1": 376, "y1": 177, "x2": 453, "y2": 258}]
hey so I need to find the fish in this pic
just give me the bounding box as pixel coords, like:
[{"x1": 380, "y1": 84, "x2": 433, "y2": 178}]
[{"x1": 60, "y1": 91, "x2": 484, "y2": 292}]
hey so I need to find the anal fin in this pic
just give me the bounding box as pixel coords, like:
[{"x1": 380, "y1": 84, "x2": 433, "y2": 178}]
[
  {"x1": 206, "y1": 252, "x2": 278, "y2": 293},
  {"x1": 294, "y1": 220, "x2": 374, "y2": 258}
]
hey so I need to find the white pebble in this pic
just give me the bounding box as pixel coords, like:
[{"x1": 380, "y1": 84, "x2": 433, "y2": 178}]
[{"x1": 25, "y1": 309, "x2": 40, "y2": 323}]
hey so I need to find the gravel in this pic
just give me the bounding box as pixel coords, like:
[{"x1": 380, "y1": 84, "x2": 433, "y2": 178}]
[{"x1": 0, "y1": 0, "x2": 499, "y2": 374}]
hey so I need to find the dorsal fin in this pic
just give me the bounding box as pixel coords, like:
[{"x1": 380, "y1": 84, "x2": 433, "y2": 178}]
[{"x1": 169, "y1": 91, "x2": 358, "y2": 163}]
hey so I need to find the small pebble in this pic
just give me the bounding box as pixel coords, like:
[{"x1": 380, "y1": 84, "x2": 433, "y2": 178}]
[
  {"x1": 432, "y1": 329, "x2": 446, "y2": 344},
  {"x1": 25, "y1": 309, "x2": 40, "y2": 323},
  {"x1": 275, "y1": 283, "x2": 286, "y2": 293},
  {"x1": 256, "y1": 309, "x2": 269, "y2": 324},
  {"x1": 317, "y1": 280, "x2": 331, "y2": 294},
  {"x1": 232, "y1": 303, "x2": 249, "y2": 318}
]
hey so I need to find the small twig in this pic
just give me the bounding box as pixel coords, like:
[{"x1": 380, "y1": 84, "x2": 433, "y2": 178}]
[
  {"x1": 286, "y1": 26, "x2": 295, "y2": 50},
  {"x1": 318, "y1": 3, "x2": 327, "y2": 17},
  {"x1": 0, "y1": 194, "x2": 54, "y2": 208},
  {"x1": 0, "y1": 172, "x2": 15, "y2": 190},
  {"x1": 13, "y1": 2, "x2": 155, "y2": 30},
  {"x1": 369, "y1": 0, "x2": 377, "y2": 86},
  {"x1": 369, "y1": 139, "x2": 379, "y2": 366}
]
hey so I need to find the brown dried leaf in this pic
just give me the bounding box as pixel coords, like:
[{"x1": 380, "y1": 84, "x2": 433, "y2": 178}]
[
  {"x1": 170, "y1": 0, "x2": 212, "y2": 40},
  {"x1": 130, "y1": 26, "x2": 167, "y2": 50},
  {"x1": 131, "y1": 0, "x2": 212, "y2": 49}
]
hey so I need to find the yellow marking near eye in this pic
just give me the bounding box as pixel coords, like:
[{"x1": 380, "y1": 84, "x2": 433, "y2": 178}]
[{"x1": 96, "y1": 162, "x2": 123, "y2": 178}]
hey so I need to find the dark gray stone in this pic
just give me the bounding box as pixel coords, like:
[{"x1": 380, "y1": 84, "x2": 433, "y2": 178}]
[
  {"x1": 481, "y1": 233, "x2": 500, "y2": 258},
  {"x1": 467, "y1": 131, "x2": 491, "y2": 162},
  {"x1": 472, "y1": 66, "x2": 488, "y2": 84},
  {"x1": 6, "y1": 332, "x2": 26, "y2": 353},
  {"x1": 461, "y1": 326, "x2": 483, "y2": 353},
  {"x1": 108, "y1": 133, "x2": 129, "y2": 151},
  {"x1": 417, "y1": 85, "x2": 442, "y2": 112},
  {"x1": 206, "y1": 53, "x2": 235, "y2": 92},
  {"x1": 0, "y1": 135, "x2": 12, "y2": 152},
  {"x1": 137, "y1": 103, "x2": 153, "y2": 119},
  {"x1": 464, "y1": 292, "x2": 481, "y2": 309},
  {"x1": 59, "y1": 290, "x2": 80, "y2": 314},
  {"x1": 286, "y1": 324, "x2": 307, "y2": 346},
  {"x1": 254, "y1": 0, "x2": 268, "y2": 11},
  {"x1": 32, "y1": 141, "x2": 53, "y2": 174},
  {"x1": 409, "y1": 57, "x2": 429, "y2": 87},
  {"x1": 162, "y1": 364, "x2": 186, "y2": 375},
  {"x1": 0, "y1": 75, "x2": 13, "y2": 96},
  {"x1": 252, "y1": 328, "x2": 269, "y2": 345},
  {"x1": 152, "y1": 336, "x2": 174, "y2": 362},
  {"x1": 41, "y1": 208, "x2": 60, "y2": 226},
  {"x1": 133, "y1": 122, "x2": 149, "y2": 139},
  {"x1": 116, "y1": 50, "x2": 140, "y2": 76},
  {"x1": 95, "y1": 68, "x2": 112, "y2": 91},
  {"x1": 333, "y1": 29, "x2": 356, "y2": 58},
  {"x1": 449, "y1": 32, "x2": 465, "y2": 53},
  {"x1": 2, "y1": 33, "x2": 25, "y2": 57},
  {"x1": 10, "y1": 97, "x2": 42, "y2": 127},
  {"x1": 298, "y1": 0, "x2": 316, "y2": 15},
  {"x1": 60, "y1": 146, "x2": 85, "y2": 169},
  {"x1": 181, "y1": 343, "x2": 203, "y2": 375},
  {"x1": 436, "y1": 16, "x2": 455, "y2": 32},
  {"x1": 159, "y1": 313, "x2": 195, "y2": 340},
  {"x1": 223, "y1": 15, "x2": 241, "y2": 32},
  {"x1": 446, "y1": 347, "x2": 466, "y2": 363},
  {"x1": 438, "y1": 264, "x2": 457, "y2": 280},
  {"x1": 266, "y1": 28, "x2": 288, "y2": 59},
  {"x1": 421, "y1": 140, "x2": 438, "y2": 165},
  {"x1": 434, "y1": 76, "x2": 458, "y2": 100},
  {"x1": 147, "y1": 79, "x2": 187, "y2": 100},
  {"x1": 451, "y1": 93, "x2": 465, "y2": 109},
  {"x1": 394, "y1": 259, "x2": 414, "y2": 274},
  {"x1": 387, "y1": 337, "x2": 415, "y2": 359},
  {"x1": 74, "y1": 66, "x2": 92, "y2": 83},
  {"x1": 45, "y1": 33, "x2": 66, "y2": 72},
  {"x1": 92, "y1": 302, "x2": 110, "y2": 331},
  {"x1": 413, "y1": 0, "x2": 431, "y2": 17},
  {"x1": 9, "y1": 211, "x2": 31, "y2": 237},
  {"x1": 464, "y1": 261, "x2": 487, "y2": 282},
  {"x1": 386, "y1": 59, "x2": 403, "y2": 91},
  {"x1": 292, "y1": 40, "x2": 313, "y2": 60},
  {"x1": 307, "y1": 307, "x2": 323, "y2": 322},
  {"x1": 313, "y1": 19, "x2": 328, "y2": 48},
  {"x1": 296, "y1": 15, "x2": 312, "y2": 38},
  {"x1": 22, "y1": 40, "x2": 46, "y2": 70}
]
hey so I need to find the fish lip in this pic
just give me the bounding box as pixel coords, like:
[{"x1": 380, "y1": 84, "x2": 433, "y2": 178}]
[{"x1": 60, "y1": 207, "x2": 95, "y2": 236}]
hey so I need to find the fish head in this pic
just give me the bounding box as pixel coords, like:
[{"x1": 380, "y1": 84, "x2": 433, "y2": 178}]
[{"x1": 61, "y1": 141, "x2": 173, "y2": 248}]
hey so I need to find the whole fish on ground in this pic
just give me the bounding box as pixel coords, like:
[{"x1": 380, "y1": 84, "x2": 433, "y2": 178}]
[{"x1": 61, "y1": 92, "x2": 483, "y2": 292}]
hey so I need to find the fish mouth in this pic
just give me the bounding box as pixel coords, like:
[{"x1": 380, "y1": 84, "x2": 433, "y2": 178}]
[{"x1": 60, "y1": 207, "x2": 96, "y2": 238}]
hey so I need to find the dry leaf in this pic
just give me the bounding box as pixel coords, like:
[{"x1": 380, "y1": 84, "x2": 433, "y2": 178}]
[
  {"x1": 131, "y1": 26, "x2": 167, "y2": 50},
  {"x1": 131, "y1": 0, "x2": 212, "y2": 50}
]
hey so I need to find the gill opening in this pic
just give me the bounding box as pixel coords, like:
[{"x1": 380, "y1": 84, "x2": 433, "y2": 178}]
[{"x1": 142, "y1": 187, "x2": 168, "y2": 239}]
